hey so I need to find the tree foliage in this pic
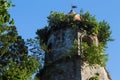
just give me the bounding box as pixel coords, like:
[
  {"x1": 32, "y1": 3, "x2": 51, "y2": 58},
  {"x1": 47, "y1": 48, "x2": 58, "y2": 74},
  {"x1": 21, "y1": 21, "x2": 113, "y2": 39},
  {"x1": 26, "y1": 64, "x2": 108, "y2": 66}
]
[
  {"x1": 0, "y1": 0, "x2": 40, "y2": 80},
  {"x1": 0, "y1": 0, "x2": 17, "y2": 58},
  {"x1": 1, "y1": 55, "x2": 39, "y2": 80}
]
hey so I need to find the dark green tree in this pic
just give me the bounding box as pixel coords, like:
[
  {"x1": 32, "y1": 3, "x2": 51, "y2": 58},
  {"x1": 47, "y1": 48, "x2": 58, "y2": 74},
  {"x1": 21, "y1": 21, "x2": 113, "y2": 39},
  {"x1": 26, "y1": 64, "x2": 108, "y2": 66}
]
[
  {"x1": 0, "y1": 0, "x2": 17, "y2": 59},
  {"x1": 0, "y1": 0, "x2": 40, "y2": 80}
]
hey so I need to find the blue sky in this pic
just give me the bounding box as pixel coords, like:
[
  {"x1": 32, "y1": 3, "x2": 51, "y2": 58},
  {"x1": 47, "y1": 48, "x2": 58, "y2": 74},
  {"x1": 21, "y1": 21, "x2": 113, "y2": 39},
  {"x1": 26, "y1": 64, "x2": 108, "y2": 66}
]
[{"x1": 10, "y1": 0, "x2": 120, "y2": 80}]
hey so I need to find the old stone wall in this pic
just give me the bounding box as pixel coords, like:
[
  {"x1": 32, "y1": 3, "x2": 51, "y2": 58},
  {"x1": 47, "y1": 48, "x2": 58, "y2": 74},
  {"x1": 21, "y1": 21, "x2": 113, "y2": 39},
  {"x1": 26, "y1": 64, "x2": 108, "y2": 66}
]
[
  {"x1": 46, "y1": 28, "x2": 77, "y2": 63},
  {"x1": 40, "y1": 28, "x2": 110, "y2": 80},
  {"x1": 40, "y1": 57, "x2": 81, "y2": 80},
  {"x1": 81, "y1": 63, "x2": 110, "y2": 80}
]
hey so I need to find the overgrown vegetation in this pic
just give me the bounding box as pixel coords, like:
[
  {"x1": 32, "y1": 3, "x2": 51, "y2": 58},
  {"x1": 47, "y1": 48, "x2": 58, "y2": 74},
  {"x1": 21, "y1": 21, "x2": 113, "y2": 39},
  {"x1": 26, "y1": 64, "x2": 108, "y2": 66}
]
[
  {"x1": 68, "y1": 39, "x2": 108, "y2": 66},
  {"x1": 37, "y1": 10, "x2": 112, "y2": 46},
  {"x1": 37, "y1": 10, "x2": 112, "y2": 67},
  {"x1": 81, "y1": 42, "x2": 108, "y2": 66},
  {"x1": 89, "y1": 76, "x2": 99, "y2": 80}
]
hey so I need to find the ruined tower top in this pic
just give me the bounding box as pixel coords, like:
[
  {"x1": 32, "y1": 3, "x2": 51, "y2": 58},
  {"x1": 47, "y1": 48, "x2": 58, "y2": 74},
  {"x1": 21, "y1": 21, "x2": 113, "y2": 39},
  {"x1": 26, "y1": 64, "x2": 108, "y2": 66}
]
[
  {"x1": 38, "y1": 8, "x2": 112, "y2": 80},
  {"x1": 67, "y1": 5, "x2": 81, "y2": 21}
]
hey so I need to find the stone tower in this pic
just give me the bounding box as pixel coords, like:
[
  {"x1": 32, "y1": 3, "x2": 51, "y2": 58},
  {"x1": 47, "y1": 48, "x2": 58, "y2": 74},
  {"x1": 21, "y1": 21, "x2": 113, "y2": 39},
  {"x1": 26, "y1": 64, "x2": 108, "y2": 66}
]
[{"x1": 40, "y1": 9, "x2": 111, "y2": 80}]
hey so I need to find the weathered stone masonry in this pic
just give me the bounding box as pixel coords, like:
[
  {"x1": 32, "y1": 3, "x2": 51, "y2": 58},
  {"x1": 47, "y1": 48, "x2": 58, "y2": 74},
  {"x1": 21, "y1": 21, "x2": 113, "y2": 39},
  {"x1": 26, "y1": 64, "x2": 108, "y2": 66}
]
[{"x1": 40, "y1": 10, "x2": 111, "y2": 80}]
